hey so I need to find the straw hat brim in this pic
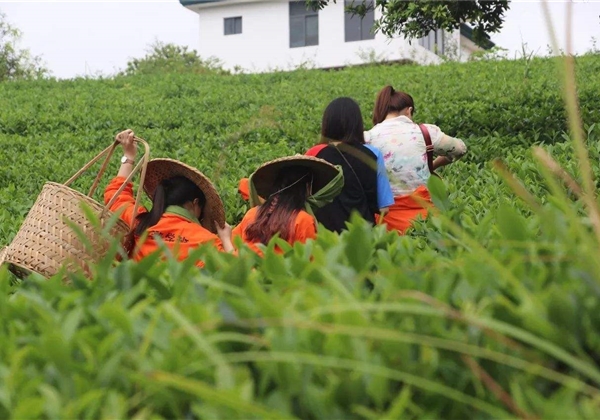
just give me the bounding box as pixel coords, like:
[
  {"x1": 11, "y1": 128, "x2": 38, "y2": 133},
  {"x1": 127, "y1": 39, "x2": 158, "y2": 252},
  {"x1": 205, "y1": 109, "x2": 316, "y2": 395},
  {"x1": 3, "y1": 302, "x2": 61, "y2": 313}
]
[
  {"x1": 252, "y1": 155, "x2": 340, "y2": 199},
  {"x1": 143, "y1": 159, "x2": 225, "y2": 234}
]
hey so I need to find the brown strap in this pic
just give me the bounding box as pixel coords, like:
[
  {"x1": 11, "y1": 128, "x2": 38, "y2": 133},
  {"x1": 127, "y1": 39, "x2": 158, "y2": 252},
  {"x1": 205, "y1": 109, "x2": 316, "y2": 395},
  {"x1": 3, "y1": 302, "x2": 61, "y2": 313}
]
[{"x1": 418, "y1": 124, "x2": 435, "y2": 174}]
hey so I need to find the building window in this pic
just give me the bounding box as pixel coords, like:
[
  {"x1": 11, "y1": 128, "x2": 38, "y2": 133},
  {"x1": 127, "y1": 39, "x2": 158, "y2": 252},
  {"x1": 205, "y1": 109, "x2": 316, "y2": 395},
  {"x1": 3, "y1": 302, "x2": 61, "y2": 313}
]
[
  {"x1": 224, "y1": 17, "x2": 242, "y2": 35},
  {"x1": 289, "y1": 1, "x2": 319, "y2": 48},
  {"x1": 344, "y1": 0, "x2": 375, "y2": 42},
  {"x1": 418, "y1": 29, "x2": 445, "y2": 55}
]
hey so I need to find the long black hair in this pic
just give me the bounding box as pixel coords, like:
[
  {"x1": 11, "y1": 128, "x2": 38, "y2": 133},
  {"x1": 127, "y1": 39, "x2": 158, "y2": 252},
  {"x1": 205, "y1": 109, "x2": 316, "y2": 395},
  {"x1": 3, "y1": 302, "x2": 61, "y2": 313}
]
[
  {"x1": 321, "y1": 97, "x2": 365, "y2": 145},
  {"x1": 135, "y1": 175, "x2": 206, "y2": 236},
  {"x1": 245, "y1": 166, "x2": 312, "y2": 244}
]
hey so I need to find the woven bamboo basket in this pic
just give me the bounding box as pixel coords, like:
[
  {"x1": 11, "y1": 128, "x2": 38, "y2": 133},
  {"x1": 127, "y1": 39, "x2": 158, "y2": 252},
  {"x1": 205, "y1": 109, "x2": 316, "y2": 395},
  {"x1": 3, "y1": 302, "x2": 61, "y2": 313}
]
[{"x1": 1, "y1": 138, "x2": 150, "y2": 279}]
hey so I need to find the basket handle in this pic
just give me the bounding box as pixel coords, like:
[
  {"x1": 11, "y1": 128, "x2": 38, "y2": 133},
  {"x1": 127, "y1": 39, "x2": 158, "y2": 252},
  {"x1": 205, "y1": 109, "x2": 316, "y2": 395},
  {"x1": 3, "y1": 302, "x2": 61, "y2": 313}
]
[
  {"x1": 64, "y1": 137, "x2": 151, "y2": 229},
  {"x1": 104, "y1": 138, "x2": 150, "y2": 227},
  {"x1": 65, "y1": 141, "x2": 118, "y2": 191}
]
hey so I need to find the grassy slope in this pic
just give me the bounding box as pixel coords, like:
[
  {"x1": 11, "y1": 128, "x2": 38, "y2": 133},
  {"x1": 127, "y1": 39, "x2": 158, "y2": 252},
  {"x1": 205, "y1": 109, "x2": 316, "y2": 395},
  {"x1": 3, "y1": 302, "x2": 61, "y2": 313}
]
[
  {"x1": 0, "y1": 54, "x2": 599, "y2": 243},
  {"x1": 2, "y1": 55, "x2": 600, "y2": 419}
]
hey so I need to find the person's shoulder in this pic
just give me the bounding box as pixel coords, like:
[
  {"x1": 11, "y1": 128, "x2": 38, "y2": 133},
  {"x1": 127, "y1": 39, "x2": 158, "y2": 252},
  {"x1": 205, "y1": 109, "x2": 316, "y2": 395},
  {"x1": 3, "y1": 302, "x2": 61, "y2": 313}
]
[
  {"x1": 350, "y1": 143, "x2": 377, "y2": 160},
  {"x1": 309, "y1": 144, "x2": 339, "y2": 161},
  {"x1": 241, "y1": 206, "x2": 259, "y2": 222},
  {"x1": 306, "y1": 144, "x2": 328, "y2": 157},
  {"x1": 421, "y1": 123, "x2": 443, "y2": 139},
  {"x1": 364, "y1": 143, "x2": 384, "y2": 158},
  {"x1": 296, "y1": 210, "x2": 314, "y2": 221},
  {"x1": 296, "y1": 210, "x2": 317, "y2": 228},
  {"x1": 422, "y1": 123, "x2": 441, "y2": 131},
  {"x1": 365, "y1": 122, "x2": 383, "y2": 134}
]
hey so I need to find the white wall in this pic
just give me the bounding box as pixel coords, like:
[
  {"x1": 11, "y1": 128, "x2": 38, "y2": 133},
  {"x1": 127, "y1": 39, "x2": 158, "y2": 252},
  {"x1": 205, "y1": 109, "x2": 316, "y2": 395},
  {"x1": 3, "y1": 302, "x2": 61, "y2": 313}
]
[
  {"x1": 459, "y1": 36, "x2": 482, "y2": 62},
  {"x1": 188, "y1": 0, "x2": 441, "y2": 72}
]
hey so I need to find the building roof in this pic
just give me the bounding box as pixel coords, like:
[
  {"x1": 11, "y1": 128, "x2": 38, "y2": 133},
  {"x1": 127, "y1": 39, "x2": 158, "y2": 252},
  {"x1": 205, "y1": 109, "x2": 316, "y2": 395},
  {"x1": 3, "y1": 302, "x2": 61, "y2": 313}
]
[
  {"x1": 460, "y1": 23, "x2": 496, "y2": 50},
  {"x1": 180, "y1": 0, "x2": 222, "y2": 5}
]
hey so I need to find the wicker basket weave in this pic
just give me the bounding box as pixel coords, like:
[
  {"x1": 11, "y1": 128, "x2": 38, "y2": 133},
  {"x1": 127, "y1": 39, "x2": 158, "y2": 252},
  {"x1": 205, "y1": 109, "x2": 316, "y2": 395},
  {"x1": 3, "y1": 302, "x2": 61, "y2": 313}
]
[{"x1": 2, "y1": 138, "x2": 149, "y2": 279}]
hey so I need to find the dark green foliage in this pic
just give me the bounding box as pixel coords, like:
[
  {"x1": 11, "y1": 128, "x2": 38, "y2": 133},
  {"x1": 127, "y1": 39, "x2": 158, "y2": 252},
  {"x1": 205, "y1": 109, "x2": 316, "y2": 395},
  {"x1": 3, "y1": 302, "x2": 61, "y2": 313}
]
[
  {"x1": 123, "y1": 41, "x2": 228, "y2": 76},
  {"x1": 1, "y1": 203, "x2": 600, "y2": 418},
  {"x1": 1, "y1": 55, "x2": 600, "y2": 419},
  {"x1": 1, "y1": 55, "x2": 599, "y2": 242}
]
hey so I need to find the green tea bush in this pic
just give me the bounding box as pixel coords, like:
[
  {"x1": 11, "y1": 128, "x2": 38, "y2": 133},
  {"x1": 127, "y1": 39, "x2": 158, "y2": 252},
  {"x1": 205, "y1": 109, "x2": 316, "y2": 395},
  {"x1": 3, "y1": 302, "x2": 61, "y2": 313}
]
[
  {"x1": 2, "y1": 196, "x2": 600, "y2": 418},
  {"x1": 1, "y1": 54, "x2": 600, "y2": 418},
  {"x1": 0, "y1": 55, "x2": 599, "y2": 239}
]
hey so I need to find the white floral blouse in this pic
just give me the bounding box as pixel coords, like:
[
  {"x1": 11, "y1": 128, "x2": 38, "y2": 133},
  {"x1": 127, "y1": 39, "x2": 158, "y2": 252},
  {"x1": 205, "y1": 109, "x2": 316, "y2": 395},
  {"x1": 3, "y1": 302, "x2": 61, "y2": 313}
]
[{"x1": 364, "y1": 115, "x2": 467, "y2": 197}]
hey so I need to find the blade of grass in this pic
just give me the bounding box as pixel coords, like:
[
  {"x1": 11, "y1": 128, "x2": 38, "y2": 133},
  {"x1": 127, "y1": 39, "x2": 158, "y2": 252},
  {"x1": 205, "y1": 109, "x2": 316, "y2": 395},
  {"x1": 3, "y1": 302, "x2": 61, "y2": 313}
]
[
  {"x1": 492, "y1": 159, "x2": 543, "y2": 213},
  {"x1": 210, "y1": 316, "x2": 599, "y2": 397},
  {"x1": 218, "y1": 351, "x2": 511, "y2": 418},
  {"x1": 162, "y1": 303, "x2": 234, "y2": 389},
  {"x1": 463, "y1": 355, "x2": 536, "y2": 420},
  {"x1": 541, "y1": 0, "x2": 600, "y2": 245},
  {"x1": 307, "y1": 302, "x2": 600, "y2": 385},
  {"x1": 148, "y1": 370, "x2": 295, "y2": 420}
]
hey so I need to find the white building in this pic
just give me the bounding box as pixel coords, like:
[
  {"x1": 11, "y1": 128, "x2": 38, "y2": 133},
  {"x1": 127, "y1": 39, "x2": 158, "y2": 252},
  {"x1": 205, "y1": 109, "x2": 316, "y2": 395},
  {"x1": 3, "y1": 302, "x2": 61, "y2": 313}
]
[{"x1": 180, "y1": 0, "x2": 495, "y2": 72}]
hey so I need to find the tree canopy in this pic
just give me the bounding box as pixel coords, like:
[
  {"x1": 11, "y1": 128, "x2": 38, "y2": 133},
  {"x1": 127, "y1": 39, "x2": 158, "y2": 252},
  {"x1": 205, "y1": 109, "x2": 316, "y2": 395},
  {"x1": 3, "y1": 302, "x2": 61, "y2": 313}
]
[
  {"x1": 0, "y1": 11, "x2": 47, "y2": 81},
  {"x1": 307, "y1": 0, "x2": 509, "y2": 45},
  {"x1": 123, "y1": 41, "x2": 227, "y2": 76}
]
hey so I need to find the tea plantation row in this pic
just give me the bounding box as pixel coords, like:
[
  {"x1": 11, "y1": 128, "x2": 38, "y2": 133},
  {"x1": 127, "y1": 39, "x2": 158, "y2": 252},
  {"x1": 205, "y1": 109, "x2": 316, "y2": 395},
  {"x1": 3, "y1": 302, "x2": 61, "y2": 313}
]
[
  {"x1": 1, "y1": 54, "x2": 600, "y2": 418},
  {"x1": 0, "y1": 54, "x2": 599, "y2": 237}
]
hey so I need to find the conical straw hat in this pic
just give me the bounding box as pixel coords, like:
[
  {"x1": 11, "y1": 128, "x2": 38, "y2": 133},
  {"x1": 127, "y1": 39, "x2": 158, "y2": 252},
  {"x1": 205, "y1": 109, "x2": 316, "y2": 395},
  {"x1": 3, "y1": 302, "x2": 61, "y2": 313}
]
[
  {"x1": 143, "y1": 158, "x2": 225, "y2": 233},
  {"x1": 252, "y1": 154, "x2": 340, "y2": 199}
]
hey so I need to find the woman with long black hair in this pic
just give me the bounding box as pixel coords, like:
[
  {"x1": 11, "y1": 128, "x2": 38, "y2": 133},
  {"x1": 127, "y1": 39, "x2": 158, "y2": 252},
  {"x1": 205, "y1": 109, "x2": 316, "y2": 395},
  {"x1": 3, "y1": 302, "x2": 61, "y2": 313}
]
[
  {"x1": 306, "y1": 97, "x2": 394, "y2": 232},
  {"x1": 105, "y1": 129, "x2": 234, "y2": 266},
  {"x1": 232, "y1": 155, "x2": 341, "y2": 254}
]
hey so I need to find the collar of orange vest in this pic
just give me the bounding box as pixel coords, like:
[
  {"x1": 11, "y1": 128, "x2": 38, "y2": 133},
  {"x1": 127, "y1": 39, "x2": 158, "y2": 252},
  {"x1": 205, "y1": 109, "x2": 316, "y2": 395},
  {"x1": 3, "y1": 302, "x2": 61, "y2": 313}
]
[{"x1": 165, "y1": 205, "x2": 200, "y2": 225}]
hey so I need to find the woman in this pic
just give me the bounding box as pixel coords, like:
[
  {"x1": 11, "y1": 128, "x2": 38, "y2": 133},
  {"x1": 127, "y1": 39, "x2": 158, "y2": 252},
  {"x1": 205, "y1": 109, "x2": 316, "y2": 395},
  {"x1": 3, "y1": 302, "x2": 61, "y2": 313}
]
[
  {"x1": 105, "y1": 129, "x2": 234, "y2": 266},
  {"x1": 306, "y1": 97, "x2": 394, "y2": 233},
  {"x1": 233, "y1": 155, "x2": 341, "y2": 254},
  {"x1": 365, "y1": 86, "x2": 467, "y2": 234}
]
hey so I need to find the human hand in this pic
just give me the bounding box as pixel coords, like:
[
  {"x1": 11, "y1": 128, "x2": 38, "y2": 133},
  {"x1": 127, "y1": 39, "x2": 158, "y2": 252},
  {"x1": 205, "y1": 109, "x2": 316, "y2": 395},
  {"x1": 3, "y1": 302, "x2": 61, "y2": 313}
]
[
  {"x1": 215, "y1": 222, "x2": 233, "y2": 241},
  {"x1": 115, "y1": 129, "x2": 137, "y2": 159},
  {"x1": 216, "y1": 222, "x2": 234, "y2": 253},
  {"x1": 432, "y1": 156, "x2": 452, "y2": 170}
]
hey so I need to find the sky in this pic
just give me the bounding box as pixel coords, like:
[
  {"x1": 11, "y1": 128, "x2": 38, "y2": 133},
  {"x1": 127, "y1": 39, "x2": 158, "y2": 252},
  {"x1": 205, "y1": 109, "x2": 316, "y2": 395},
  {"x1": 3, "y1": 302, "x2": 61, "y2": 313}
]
[{"x1": 1, "y1": 0, "x2": 599, "y2": 79}]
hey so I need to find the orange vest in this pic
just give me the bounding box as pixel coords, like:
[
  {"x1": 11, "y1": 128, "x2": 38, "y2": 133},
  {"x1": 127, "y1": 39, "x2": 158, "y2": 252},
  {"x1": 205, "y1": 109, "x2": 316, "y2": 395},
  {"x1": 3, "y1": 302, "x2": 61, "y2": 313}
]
[{"x1": 104, "y1": 177, "x2": 224, "y2": 267}]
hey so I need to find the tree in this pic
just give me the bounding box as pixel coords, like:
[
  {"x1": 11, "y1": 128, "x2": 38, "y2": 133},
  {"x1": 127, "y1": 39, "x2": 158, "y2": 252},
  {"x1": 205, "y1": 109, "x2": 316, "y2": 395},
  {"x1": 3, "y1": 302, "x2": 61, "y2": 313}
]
[
  {"x1": 0, "y1": 11, "x2": 48, "y2": 81},
  {"x1": 306, "y1": 0, "x2": 509, "y2": 46},
  {"x1": 123, "y1": 41, "x2": 228, "y2": 76}
]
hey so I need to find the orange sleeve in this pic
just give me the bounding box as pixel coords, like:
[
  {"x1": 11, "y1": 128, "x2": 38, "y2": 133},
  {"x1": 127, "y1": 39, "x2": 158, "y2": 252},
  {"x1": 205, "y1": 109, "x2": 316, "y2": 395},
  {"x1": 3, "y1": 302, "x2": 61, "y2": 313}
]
[
  {"x1": 232, "y1": 207, "x2": 258, "y2": 240},
  {"x1": 232, "y1": 220, "x2": 245, "y2": 239},
  {"x1": 294, "y1": 211, "x2": 317, "y2": 243},
  {"x1": 238, "y1": 178, "x2": 250, "y2": 201},
  {"x1": 231, "y1": 220, "x2": 245, "y2": 238},
  {"x1": 104, "y1": 176, "x2": 147, "y2": 227},
  {"x1": 210, "y1": 236, "x2": 224, "y2": 252}
]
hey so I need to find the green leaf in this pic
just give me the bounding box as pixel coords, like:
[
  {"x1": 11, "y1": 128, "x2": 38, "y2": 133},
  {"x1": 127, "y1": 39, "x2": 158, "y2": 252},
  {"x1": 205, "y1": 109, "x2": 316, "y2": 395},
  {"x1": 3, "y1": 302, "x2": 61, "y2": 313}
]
[
  {"x1": 344, "y1": 214, "x2": 372, "y2": 273},
  {"x1": 496, "y1": 203, "x2": 529, "y2": 241}
]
